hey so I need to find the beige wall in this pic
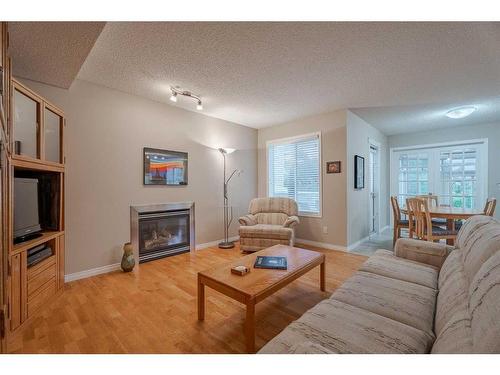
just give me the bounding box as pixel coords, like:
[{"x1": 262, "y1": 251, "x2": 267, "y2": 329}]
[
  {"x1": 19, "y1": 79, "x2": 258, "y2": 275},
  {"x1": 388, "y1": 121, "x2": 500, "y2": 220},
  {"x1": 346, "y1": 111, "x2": 389, "y2": 245},
  {"x1": 257, "y1": 110, "x2": 348, "y2": 247}
]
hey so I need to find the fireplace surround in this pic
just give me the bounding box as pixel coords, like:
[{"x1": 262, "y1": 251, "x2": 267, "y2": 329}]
[{"x1": 130, "y1": 202, "x2": 195, "y2": 263}]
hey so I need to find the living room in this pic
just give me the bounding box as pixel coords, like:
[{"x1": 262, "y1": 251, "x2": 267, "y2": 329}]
[{"x1": 1, "y1": 1, "x2": 500, "y2": 373}]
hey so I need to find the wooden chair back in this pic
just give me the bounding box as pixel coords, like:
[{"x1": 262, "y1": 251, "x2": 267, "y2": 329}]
[
  {"x1": 391, "y1": 196, "x2": 401, "y2": 223},
  {"x1": 407, "y1": 198, "x2": 432, "y2": 240},
  {"x1": 417, "y1": 194, "x2": 439, "y2": 207},
  {"x1": 484, "y1": 198, "x2": 497, "y2": 216}
]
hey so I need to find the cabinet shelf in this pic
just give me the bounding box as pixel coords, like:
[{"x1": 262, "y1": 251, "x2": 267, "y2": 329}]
[
  {"x1": 11, "y1": 155, "x2": 64, "y2": 173},
  {"x1": 11, "y1": 230, "x2": 64, "y2": 256}
]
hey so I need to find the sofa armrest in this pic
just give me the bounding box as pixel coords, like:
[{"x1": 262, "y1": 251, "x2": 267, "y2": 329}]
[
  {"x1": 283, "y1": 215, "x2": 300, "y2": 228},
  {"x1": 239, "y1": 214, "x2": 257, "y2": 226},
  {"x1": 394, "y1": 238, "x2": 454, "y2": 269}
]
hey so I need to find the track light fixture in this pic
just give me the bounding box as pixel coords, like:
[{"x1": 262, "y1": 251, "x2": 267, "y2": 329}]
[{"x1": 170, "y1": 86, "x2": 203, "y2": 110}]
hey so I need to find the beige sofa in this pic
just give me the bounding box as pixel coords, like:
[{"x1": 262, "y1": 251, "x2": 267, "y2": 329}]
[
  {"x1": 239, "y1": 197, "x2": 299, "y2": 253},
  {"x1": 259, "y1": 215, "x2": 500, "y2": 354}
]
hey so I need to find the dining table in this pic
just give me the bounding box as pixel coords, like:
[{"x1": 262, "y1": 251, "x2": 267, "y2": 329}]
[{"x1": 400, "y1": 205, "x2": 485, "y2": 244}]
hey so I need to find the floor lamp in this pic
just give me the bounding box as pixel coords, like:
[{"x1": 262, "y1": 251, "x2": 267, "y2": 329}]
[{"x1": 218, "y1": 148, "x2": 241, "y2": 249}]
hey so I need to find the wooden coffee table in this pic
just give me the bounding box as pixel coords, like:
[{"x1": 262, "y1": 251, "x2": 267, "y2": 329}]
[{"x1": 197, "y1": 244, "x2": 326, "y2": 353}]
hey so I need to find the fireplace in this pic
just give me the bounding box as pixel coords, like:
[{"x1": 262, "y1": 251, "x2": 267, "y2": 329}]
[{"x1": 130, "y1": 202, "x2": 195, "y2": 263}]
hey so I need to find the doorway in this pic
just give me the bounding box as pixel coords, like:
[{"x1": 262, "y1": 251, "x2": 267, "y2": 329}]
[{"x1": 369, "y1": 141, "x2": 380, "y2": 234}]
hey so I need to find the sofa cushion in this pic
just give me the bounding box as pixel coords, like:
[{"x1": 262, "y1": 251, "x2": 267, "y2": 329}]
[
  {"x1": 360, "y1": 249, "x2": 438, "y2": 289},
  {"x1": 438, "y1": 249, "x2": 464, "y2": 289},
  {"x1": 239, "y1": 224, "x2": 293, "y2": 240},
  {"x1": 330, "y1": 271, "x2": 437, "y2": 337},
  {"x1": 435, "y1": 250, "x2": 469, "y2": 335},
  {"x1": 258, "y1": 299, "x2": 434, "y2": 354},
  {"x1": 431, "y1": 310, "x2": 473, "y2": 354},
  {"x1": 287, "y1": 341, "x2": 334, "y2": 354},
  {"x1": 455, "y1": 215, "x2": 500, "y2": 283},
  {"x1": 469, "y1": 251, "x2": 500, "y2": 353}
]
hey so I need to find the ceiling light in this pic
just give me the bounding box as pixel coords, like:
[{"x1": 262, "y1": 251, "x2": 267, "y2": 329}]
[
  {"x1": 445, "y1": 106, "x2": 477, "y2": 119},
  {"x1": 218, "y1": 148, "x2": 236, "y2": 154},
  {"x1": 170, "y1": 86, "x2": 203, "y2": 110}
]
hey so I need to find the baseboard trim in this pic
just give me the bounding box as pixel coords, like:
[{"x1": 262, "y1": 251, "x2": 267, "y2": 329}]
[
  {"x1": 346, "y1": 235, "x2": 371, "y2": 251},
  {"x1": 295, "y1": 238, "x2": 348, "y2": 252},
  {"x1": 195, "y1": 236, "x2": 240, "y2": 250},
  {"x1": 65, "y1": 263, "x2": 122, "y2": 282},
  {"x1": 65, "y1": 236, "x2": 241, "y2": 282},
  {"x1": 296, "y1": 236, "x2": 370, "y2": 252}
]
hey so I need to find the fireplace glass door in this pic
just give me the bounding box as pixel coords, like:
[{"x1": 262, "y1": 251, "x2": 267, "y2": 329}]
[{"x1": 138, "y1": 209, "x2": 190, "y2": 262}]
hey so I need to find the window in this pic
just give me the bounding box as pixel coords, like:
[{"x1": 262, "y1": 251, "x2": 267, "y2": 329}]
[
  {"x1": 267, "y1": 133, "x2": 321, "y2": 216},
  {"x1": 396, "y1": 152, "x2": 429, "y2": 207},
  {"x1": 391, "y1": 140, "x2": 487, "y2": 210}
]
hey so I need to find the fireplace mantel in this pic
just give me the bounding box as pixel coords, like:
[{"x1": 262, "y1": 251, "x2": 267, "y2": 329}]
[{"x1": 130, "y1": 201, "x2": 195, "y2": 265}]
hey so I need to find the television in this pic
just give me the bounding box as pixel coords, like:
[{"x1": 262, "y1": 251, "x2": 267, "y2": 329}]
[{"x1": 14, "y1": 177, "x2": 42, "y2": 243}]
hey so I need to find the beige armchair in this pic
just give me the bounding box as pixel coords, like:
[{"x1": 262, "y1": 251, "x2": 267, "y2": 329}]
[{"x1": 238, "y1": 197, "x2": 300, "y2": 252}]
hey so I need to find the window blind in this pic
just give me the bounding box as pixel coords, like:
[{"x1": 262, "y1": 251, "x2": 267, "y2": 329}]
[{"x1": 268, "y1": 133, "x2": 321, "y2": 216}]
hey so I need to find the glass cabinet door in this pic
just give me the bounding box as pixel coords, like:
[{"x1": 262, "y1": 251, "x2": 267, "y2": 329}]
[
  {"x1": 13, "y1": 87, "x2": 40, "y2": 159},
  {"x1": 44, "y1": 107, "x2": 63, "y2": 163}
]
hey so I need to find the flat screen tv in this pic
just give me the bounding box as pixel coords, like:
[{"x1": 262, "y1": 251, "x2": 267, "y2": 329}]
[{"x1": 14, "y1": 177, "x2": 42, "y2": 243}]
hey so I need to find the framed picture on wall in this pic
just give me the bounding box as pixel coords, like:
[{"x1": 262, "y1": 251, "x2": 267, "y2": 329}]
[
  {"x1": 143, "y1": 147, "x2": 188, "y2": 185},
  {"x1": 354, "y1": 155, "x2": 364, "y2": 189},
  {"x1": 326, "y1": 161, "x2": 341, "y2": 174}
]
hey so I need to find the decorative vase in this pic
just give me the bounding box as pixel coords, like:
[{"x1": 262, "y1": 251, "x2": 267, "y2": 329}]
[{"x1": 121, "y1": 242, "x2": 135, "y2": 272}]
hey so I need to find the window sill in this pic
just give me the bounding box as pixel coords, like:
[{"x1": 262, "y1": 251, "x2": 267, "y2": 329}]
[{"x1": 299, "y1": 212, "x2": 322, "y2": 219}]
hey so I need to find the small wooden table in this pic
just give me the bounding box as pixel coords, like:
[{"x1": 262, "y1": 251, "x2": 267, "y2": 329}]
[
  {"x1": 197, "y1": 244, "x2": 326, "y2": 353},
  {"x1": 401, "y1": 206, "x2": 484, "y2": 244}
]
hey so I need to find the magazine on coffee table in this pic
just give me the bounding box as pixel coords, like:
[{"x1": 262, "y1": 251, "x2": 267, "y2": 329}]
[{"x1": 254, "y1": 256, "x2": 287, "y2": 270}]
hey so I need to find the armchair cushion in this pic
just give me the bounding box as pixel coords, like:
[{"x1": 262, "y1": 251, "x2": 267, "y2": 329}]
[
  {"x1": 395, "y1": 238, "x2": 453, "y2": 269},
  {"x1": 238, "y1": 214, "x2": 257, "y2": 226},
  {"x1": 239, "y1": 224, "x2": 293, "y2": 240},
  {"x1": 283, "y1": 215, "x2": 300, "y2": 228}
]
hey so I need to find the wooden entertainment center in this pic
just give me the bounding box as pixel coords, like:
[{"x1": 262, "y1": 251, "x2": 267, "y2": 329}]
[{"x1": 0, "y1": 22, "x2": 66, "y2": 350}]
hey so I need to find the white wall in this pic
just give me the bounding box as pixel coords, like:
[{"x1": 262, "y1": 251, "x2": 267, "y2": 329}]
[
  {"x1": 346, "y1": 111, "x2": 389, "y2": 245},
  {"x1": 388, "y1": 121, "x2": 500, "y2": 220},
  {"x1": 257, "y1": 110, "x2": 348, "y2": 247},
  {"x1": 19, "y1": 79, "x2": 258, "y2": 274}
]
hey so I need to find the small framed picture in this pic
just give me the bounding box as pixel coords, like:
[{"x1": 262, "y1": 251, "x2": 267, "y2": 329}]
[
  {"x1": 326, "y1": 161, "x2": 341, "y2": 174},
  {"x1": 354, "y1": 155, "x2": 365, "y2": 189}
]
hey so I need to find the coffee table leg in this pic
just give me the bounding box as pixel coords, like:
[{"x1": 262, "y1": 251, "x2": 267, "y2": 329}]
[
  {"x1": 320, "y1": 261, "x2": 326, "y2": 291},
  {"x1": 198, "y1": 275, "x2": 205, "y2": 321},
  {"x1": 245, "y1": 300, "x2": 256, "y2": 353}
]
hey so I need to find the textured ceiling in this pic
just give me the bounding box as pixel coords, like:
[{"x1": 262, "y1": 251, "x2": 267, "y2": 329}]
[
  {"x1": 77, "y1": 22, "x2": 500, "y2": 129},
  {"x1": 9, "y1": 22, "x2": 105, "y2": 88},
  {"x1": 351, "y1": 96, "x2": 500, "y2": 136}
]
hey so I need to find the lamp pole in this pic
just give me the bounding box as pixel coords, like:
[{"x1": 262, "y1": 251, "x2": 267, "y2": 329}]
[{"x1": 218, "y1": 148, "x2": 240, "y2": 249}]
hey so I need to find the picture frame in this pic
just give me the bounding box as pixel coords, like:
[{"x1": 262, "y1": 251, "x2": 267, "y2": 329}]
[
  {"x1": 326, "y1": 161, "x2": 341, "y2": 174},
  {"x1": 143, "y1": 147, "x2": 188, "y2": 186},
  {"x1": 354, "y1": 155, "x2": 364, "y2": 189}
]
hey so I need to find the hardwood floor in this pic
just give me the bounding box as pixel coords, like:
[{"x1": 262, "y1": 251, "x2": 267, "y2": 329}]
[{"x1": 6, "y1": 243, "x2": 366, "y2": 353}]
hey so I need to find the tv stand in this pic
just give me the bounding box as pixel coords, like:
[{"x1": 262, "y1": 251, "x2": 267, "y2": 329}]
[{"x1": 13, "y1": 232, "x2": 42, "y2": 245}]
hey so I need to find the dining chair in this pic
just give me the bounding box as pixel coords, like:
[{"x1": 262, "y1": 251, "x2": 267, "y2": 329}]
[
  {"x1": 391, "y1": 196, "x2": 409, "y2": 247},
  {"x1": 417, "y1": 194, "x2": 439, "y2": 207},
  {"x1": 409, "y1": 197, "x2": 458, "y2": 244},
  {"x1": 417, "y1": 193, "x2": 447, "y2": 227},
  {"x1": 484, "y1": 198, "x2": 497, "y2": 216}
]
